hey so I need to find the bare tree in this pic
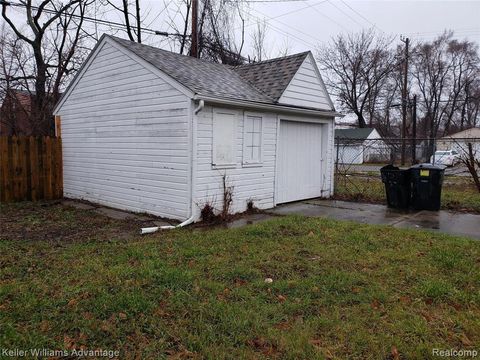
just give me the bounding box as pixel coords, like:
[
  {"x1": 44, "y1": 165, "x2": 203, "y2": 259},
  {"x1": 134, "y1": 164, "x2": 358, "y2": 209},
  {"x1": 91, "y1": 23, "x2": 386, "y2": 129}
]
[
  {"x1": 450, "y1": 138, "x2": 480, "y2": 192},
  {"x1": 1, "y1": 0, "x2": 93, "y2": 135},
  {"x1": 462, "y1": 79, "x2": 480, "y2": 129},
  {"x1": 411, "y1": 32, "x2": 479, "y2": 139},
  {"x1": 276, "y1": 37, "x2": 292, "y2": 58},
  {"x1": 0, "y1": 26, "x2": 34, "y2": 134},
  {"x1": 251, "y1": 19, "x2": 268, "y2": 62},
  {"x1": 106, "y1": 0, "x2": 142, "y2": 43},
  {"x1": 167, "y1": 0, "x2": 246, "y2": 64},
  {"x1": 179, "y1": 0, "x2": 191, "y2": 55},
  {"x1": 317, "y1": 29, "x2": 397, "y2": 128}
]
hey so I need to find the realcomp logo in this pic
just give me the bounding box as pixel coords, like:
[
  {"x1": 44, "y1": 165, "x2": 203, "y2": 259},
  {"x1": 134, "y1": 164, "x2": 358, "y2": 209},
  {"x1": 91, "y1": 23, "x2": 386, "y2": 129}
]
[{"x1": 432, "y1": 348, "x2": 478, "y2": 358}]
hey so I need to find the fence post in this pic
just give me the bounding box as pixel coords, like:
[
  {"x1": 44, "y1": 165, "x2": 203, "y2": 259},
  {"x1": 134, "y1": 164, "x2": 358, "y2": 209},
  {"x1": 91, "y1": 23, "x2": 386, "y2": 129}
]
[
  {"x1": 411, "y1": 95, "x2": 417, "y2": 164},
  {"x1": 55, "y1": 115, "x2": 62, "y2": 138},
  {"x1": 335, "y1": 136, "x2": 340, "y2": 173}
]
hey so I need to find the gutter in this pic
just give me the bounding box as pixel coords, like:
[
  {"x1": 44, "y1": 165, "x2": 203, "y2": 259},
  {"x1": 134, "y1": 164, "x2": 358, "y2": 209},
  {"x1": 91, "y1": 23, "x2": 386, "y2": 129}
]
[
  {"x1": 194, "y1": 94, "x2": 343, "y2": 118},
  {"x1": 141, "y1": 100, "x2": 204, "y2": 234}
]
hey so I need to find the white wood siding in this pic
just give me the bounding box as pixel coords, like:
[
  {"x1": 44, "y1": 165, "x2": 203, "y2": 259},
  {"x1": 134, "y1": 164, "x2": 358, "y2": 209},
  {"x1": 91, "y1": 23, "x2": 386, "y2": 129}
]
[
  {"x1": 194, "y1": 105, "x2": 335, "y2": 218},
  {"x1": 194, "y1": 106, "x2": 278, "y2": 216},
  {"x1": 58, "y1": 42, "x2": 191, "y2": 220},
  {"x1": 279, "y1": 54, "x2": 332, "y2": 111}
]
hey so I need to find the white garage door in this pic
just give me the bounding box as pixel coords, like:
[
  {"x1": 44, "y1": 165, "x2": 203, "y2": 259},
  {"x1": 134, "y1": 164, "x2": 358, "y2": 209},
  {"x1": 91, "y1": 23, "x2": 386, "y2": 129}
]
[{"x1": 276, "y1": 120, "x2": 324, "y2": 203}]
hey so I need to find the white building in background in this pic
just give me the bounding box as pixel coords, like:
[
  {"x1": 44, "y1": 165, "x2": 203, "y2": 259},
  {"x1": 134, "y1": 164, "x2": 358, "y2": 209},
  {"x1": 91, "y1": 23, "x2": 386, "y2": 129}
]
[
  {"x1": 334, "y1": 128, "x2": 389, "y2": 164},
  {"x1": 437, "y1": 128, "x2": 480, "y2": 160}
]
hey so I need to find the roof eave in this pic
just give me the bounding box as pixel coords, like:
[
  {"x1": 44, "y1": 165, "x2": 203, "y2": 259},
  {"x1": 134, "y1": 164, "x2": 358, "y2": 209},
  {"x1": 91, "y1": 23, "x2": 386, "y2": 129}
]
[{"x1": 194, "y1": 94, "x2": 343, "y2": 117}]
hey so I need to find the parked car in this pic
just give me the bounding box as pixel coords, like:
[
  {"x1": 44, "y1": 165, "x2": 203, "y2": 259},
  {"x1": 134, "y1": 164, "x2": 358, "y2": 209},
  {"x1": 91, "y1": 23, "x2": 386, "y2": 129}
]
[{"x1": 430, "y1": 150, "x2": 460, "y2": 166}]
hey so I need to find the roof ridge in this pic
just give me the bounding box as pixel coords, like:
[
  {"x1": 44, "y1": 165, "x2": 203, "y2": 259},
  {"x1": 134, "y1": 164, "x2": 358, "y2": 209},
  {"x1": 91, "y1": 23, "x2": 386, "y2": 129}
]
[
  {"x1": 233, "y1": 51, "x2": 310, "y2": 69},
  {"x1": 107, "y1": 34, "x2": 232, "y2": 69}
]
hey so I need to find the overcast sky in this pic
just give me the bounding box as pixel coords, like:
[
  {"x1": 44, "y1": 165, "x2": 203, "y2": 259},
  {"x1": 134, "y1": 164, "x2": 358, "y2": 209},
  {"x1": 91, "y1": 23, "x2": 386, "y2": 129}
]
[
  {"x1": 141, "y1": 0, "x2": 480, "y2": 56},
  {"x1": 133, "y1": 0, "x2": 480, "y2": 57},
  {"x1": 244, "y1": 0, "x2": 480, "y2": 54},
  {"x1": 3, "y1": 0, "x2": 479, "y2": 57}
]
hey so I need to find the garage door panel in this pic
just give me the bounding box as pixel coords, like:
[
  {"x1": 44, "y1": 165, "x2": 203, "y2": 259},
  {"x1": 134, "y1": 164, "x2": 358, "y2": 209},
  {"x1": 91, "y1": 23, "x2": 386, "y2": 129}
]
[{"x1": 276, "y1": 120, "x2": 323, "y2": 203}]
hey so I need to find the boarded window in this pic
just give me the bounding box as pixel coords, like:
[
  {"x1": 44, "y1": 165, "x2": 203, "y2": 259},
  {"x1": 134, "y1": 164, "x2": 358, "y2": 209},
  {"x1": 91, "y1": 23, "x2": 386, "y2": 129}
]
[
  {"x1": 243, "y1": 114, "x2": 262, "y2": 164},
  {"x1": 213, "y1": 111, "x2": 236, "y2": 166}
]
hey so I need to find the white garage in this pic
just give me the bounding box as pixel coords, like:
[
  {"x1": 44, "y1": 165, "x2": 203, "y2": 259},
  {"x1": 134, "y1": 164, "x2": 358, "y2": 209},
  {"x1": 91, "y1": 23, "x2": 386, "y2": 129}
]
[
  {"x1": 54, "y1": 34, "x2": 339, "y2": 223},
  {"x1": 334, "y1": 128, "x2": 388, "y2": 164}
]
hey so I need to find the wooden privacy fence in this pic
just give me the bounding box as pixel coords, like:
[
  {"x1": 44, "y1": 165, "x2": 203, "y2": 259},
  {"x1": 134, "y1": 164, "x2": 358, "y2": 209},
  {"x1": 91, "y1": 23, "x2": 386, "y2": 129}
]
[{"x1": 0, "y1": 136, "x2": 63, "y2": 202}]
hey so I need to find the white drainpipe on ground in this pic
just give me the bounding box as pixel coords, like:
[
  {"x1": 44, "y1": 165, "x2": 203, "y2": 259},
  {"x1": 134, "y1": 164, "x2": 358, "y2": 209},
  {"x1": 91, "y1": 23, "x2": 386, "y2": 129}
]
[{"x1": 141, "y1": 100, "x2": 204, "y2": 234}]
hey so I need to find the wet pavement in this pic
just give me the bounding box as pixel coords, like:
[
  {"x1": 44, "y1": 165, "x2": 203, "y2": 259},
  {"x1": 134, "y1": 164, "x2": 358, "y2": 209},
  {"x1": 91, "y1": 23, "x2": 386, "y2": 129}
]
[
  {"x1": 267, "y1": 199, "x2": 479, "y2": 240},
  {"x1": 64, "y1": 199, "x2": 478, "y2": 239}
]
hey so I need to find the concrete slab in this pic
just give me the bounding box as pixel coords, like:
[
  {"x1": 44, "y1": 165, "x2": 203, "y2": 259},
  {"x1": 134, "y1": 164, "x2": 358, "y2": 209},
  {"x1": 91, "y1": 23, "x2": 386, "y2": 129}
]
[
  {"x1": 94, "y1": 207, "x2": 137, "y2": 220},
  {"x1": 392, "y1": 211, "x2": 480, "y2": 239},
  {"x1": 269, "y1": 200, "x2": 480, "y2": 240},
  {"x1": 62, "y1": 200, "x2": 96, "y2": 210}
]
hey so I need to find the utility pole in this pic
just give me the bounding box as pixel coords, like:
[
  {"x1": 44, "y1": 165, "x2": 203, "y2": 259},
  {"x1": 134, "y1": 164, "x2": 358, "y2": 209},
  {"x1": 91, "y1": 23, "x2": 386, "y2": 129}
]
[
  {"x1": 411, "y1": 95, "x2": 417, "y2": 164},
  {"x1": 191, "y1": 0, "x2": 198, "y2": 58},
  {"x1": 400, "y1": 36, "x2": 409, "y2": 165}
]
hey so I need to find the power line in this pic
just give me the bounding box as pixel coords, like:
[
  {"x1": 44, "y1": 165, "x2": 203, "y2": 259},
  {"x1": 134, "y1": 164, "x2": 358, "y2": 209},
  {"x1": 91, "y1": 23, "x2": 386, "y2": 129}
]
[
  {"x1": 242, "y1": 7, "x2": 318, "y2": 48},
  {"x1": 249, "y1": 6, "x2": 326, "y2": 44},
  {"x1": 236, "y1": 1, "x2": 331, "y2": 48},
  {"x1": 403, "y1": 27, "x2": 480, "y2": 36},
  {"x1": 307, "y1": 0, "x2": 350, "y2": 32},
  {"x1": 326, "y1": 0, "x2": 364, "y2": 28},
  {"x1": 339, "y1": 0, "x2": 384, "y2": 33},
  {"x1": 3, "y1": 1, "x2": 185, "y2": 38},
  {"x1": 242, "y1": 0, "x2": 329, "y2": 23},
  {"x1": 408, "y1": 31, "x2": 480, "y2": 40}
]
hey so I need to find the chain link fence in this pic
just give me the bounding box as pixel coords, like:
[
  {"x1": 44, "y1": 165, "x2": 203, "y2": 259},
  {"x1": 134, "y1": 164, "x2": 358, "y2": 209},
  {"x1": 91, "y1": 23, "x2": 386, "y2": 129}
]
[{"x1": 334, "y1": 136, "x2": 480, "y2": 210}]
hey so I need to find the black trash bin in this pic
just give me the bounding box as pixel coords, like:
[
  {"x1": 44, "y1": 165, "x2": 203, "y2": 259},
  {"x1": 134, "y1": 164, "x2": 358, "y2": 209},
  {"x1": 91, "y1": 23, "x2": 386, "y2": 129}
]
[
  {"x1": 380, "y1": 165, "x2": 411, "y2": 209},
  {"x1": 410, "y1": 163, "x2": 445, "y2": 211}
]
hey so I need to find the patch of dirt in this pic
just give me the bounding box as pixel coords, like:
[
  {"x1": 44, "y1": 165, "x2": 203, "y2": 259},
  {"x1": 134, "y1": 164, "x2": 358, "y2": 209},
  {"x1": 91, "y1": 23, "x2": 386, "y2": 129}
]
[
  {"x1": 246, "y1": 337, "x2": 281, "y2": 357},
  {"x1": 0, "y1": 200, "x2": 160, "y2": 243}
]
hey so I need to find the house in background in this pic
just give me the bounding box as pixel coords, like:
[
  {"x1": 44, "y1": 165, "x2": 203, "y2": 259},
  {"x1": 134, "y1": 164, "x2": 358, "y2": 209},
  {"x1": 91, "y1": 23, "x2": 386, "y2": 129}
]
[
  {"x1": 0, "y1": 89, "x2": 57, "y2": 136},
  {"x1": 0, "y1": 89, "x2": 33, "y2": 136},
  {"x1": 437, "y1": 127, "x2": 480, "y2": 159},
  {"x1": 53, "y1": 34, "x2": 340, "y2": 222},
  {"x1": 335, "y1": 127, "x2": 388, "y2": 164}
]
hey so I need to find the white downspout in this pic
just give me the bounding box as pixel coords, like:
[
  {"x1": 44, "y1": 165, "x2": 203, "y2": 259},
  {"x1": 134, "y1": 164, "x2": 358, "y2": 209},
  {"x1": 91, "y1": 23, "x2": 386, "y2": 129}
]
[{"x1": 141, "y1": 100, "x2": 204, "y2": 234}]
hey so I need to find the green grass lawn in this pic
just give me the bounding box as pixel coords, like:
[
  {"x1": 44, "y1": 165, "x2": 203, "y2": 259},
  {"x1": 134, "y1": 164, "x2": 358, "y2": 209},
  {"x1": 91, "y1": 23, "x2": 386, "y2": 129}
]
[
  {"x1": 1, "y1": 202, "x2": 479, "y2": 359},
  {"x1": 335, "y1": 175, "x2": 480, "y2": 213}
]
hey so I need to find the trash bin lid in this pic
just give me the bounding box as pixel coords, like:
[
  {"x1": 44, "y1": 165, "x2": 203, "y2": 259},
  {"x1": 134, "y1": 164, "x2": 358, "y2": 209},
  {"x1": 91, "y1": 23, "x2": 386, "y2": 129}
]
[
  {"x1": 411, "y1": 163, "x2": 446, "y2": 171},
  {"x1": 380, "y1": 164, "x2": 399, "y2": 171},
  {"x1": 381, "y1": 164, "x2": 410, "y2": 171}
]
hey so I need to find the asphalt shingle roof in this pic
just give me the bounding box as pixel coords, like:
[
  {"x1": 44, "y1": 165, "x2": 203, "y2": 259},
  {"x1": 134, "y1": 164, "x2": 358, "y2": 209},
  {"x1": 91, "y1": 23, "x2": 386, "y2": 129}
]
[
  {"x1": 108, "y1": 35, "x2": 309, "y2": 105},
  {"x1": 232, "y1": 52, "x2": 309, "y2": 101}
]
